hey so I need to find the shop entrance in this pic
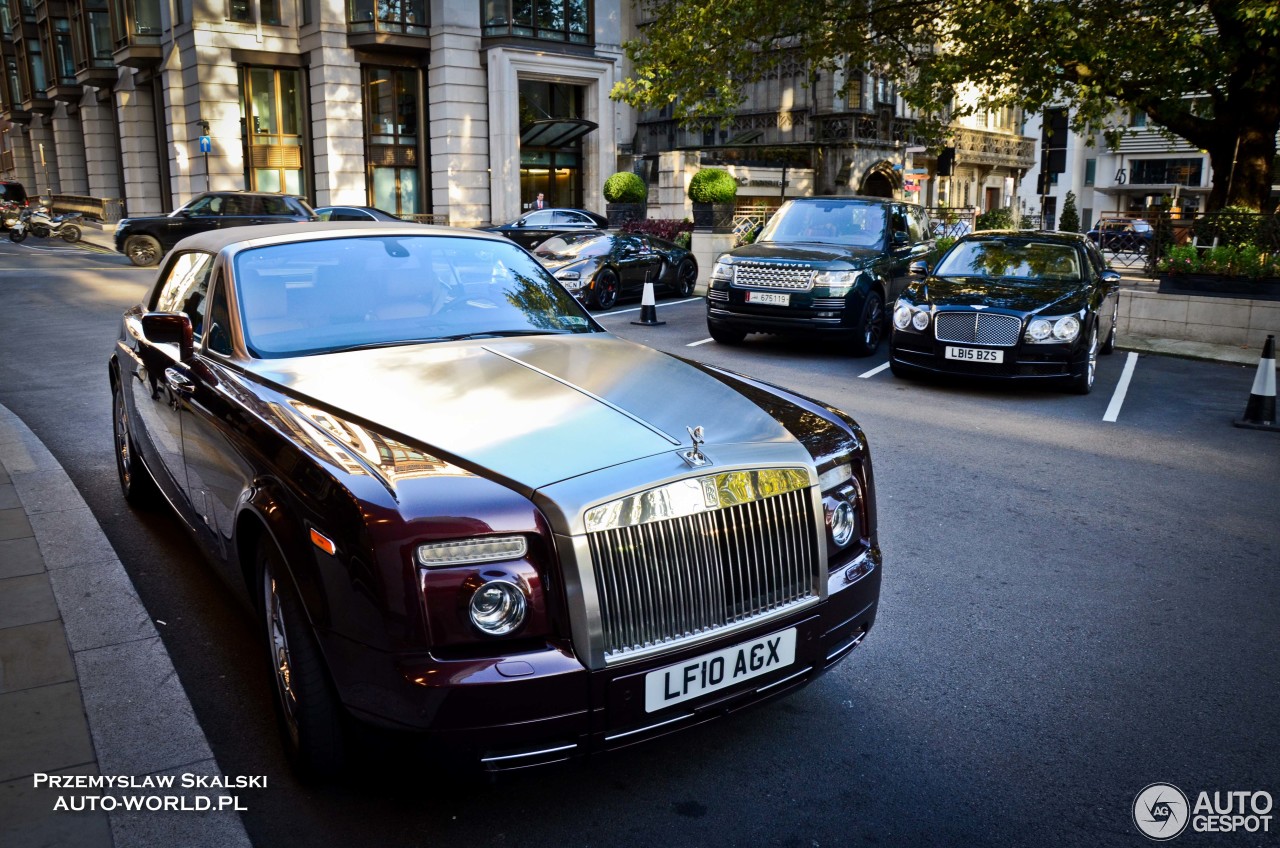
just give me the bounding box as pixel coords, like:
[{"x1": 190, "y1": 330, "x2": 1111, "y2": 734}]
[{"x1": 518, "y1": 80, "x2": 594, "y2": 211}]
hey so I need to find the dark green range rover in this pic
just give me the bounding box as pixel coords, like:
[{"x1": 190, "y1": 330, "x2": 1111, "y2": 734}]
[{"x1": 706, "y1": 196, "x2": 936, "y2": 355}]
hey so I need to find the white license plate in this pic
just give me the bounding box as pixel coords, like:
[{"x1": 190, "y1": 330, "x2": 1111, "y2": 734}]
[
  {"x1": 945, "y1": 346, "x2": 1004, "y2": 363},
  {"x1": 746, "y1": 291, "x2": 790, "y2": 306},
  {"x1": 644, "y1": 628, "x2": 797, "y2": 713}
]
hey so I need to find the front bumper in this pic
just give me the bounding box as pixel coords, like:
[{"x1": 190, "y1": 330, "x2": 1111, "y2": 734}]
[
  {"x1": 706, "y1": 287, "x2": 860, "y2": 336},
  {"x1": 890, "y1": 329, "x2": 1086, "y2": 380},
  {"x1": 318, "y1": 548, "x2": 881, "y2": 770}
]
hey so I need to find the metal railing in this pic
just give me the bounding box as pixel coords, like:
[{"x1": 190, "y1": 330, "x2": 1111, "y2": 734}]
[
  {"x1": 50, "y1": 194, "x2": 125, "y2": 223},
  {"x1": 398, "y1": 213, "x2": 449, "y2": 226}
]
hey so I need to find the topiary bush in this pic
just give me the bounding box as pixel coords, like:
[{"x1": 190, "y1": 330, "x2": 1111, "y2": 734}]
[
  {"x1": 603, "y1": 171, "x2": 648, "y2": 203},
  {"x1": 687, "y1": 168, "x2": 738, "y2": 203},
  {"x1": 975, "y1": 207, "x2": 1015, "y2": 231}
]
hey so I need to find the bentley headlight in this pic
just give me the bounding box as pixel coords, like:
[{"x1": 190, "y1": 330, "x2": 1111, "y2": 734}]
[
  {"x1": 1027, "y1": 318, "x2": 1053, "y2": 342},
  {"x1": 893, "y1": 300, "x2": 930, "y2": 332},
  {"x1": 912, "y1": 310, "x2": 930, "y2": 331},
  {"x1": 1052, "y1": 315, "x2": 1081, "y2": 341},
  {"x1": 893, "y1": 305, "x2": 913, "y2": 330},
  {"x1": 469, "y1": 580, "x2": 527, "y2": 635},
  {"x1": 417, "y1": 536, "x2": 527, "y2": 567}
]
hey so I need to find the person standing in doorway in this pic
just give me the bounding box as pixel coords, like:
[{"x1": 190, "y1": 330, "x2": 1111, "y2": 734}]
[{"x1": 533, "y1": 192, "x2": 547, "y2": 210}]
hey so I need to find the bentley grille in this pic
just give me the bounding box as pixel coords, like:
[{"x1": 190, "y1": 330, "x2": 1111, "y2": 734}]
[
  {"x1": 588, "y1": 486, "x2": 820, "y2": 661},
  {"x1": 934, "y1": 312, "x2": 1022, "y2": 346},
  {"x1": 732, "y1": 262, "x2": 815, "y2": 291}
]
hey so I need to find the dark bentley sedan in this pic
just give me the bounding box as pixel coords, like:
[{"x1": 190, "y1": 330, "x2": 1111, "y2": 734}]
[
  {"x1": 481, "y1": 207, "x2": 609, "y2": 249},
  {"x1": 533, "y1": 230, "x2": 698, "y2": 310},
  {"x1": 888, "y1": 231, "x2": 1121, "y2": 393},
  {"x1": 109, "y1": 222, "x2": 881, "y2": 777}
]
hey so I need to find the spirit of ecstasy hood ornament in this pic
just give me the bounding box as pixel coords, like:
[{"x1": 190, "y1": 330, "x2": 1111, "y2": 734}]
[{"x1": 683, "y1": 425, "x2": 709, "y2": 467}]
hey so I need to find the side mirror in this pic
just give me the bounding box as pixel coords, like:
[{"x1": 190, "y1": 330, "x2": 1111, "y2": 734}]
[
  {"x1": 909, "y1": 260, "x2": 929, "y2": 277},
  {"x1": 141, "y1": 312, "x2": 194, "y2": 363},
  {"x1": 893, "y1": 231, "x2": 910, "y2": 246},
  {"x1": 1101, "y1": 270, "x2": 1122, "y2": 285}
]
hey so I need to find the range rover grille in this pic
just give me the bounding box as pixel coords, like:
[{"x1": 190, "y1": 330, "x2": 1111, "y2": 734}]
[
  {"x1": 934, "y1": 312, "x2": 1022, "y2": 346},
  {"x1": 732, "y1": 262, "x2": 815, "y2": 291},
  {"x1": 588, "y1": 487, "x2": 820, "y2": 661}
]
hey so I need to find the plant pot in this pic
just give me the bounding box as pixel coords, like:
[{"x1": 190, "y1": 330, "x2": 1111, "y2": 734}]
[
  {"x1": 1157, "y1": 273, "x2": 1280, "y2": 301},
  {"x1": 605, "y1": 203, "x2": 646, "y2": 228},
  {"x1": 692, "y1": 202, "x2": 735, "y2": 233}
]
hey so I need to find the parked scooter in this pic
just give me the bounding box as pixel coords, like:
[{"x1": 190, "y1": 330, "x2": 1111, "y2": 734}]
[
  {"x1": 8, "y1": 208, "x2": 31, "y2": 242},
  {"x1": 26, "y1": 207, "x2": 82, "y2": 243}
]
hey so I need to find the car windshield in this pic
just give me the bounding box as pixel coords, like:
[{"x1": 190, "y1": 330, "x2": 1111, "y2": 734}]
[
  {"x1": 234, "y1": 235, "x2": 597, "y2": 358},
  {"x1": 534, "y1": 233, "x2": 612, "y2": 260},
  {"x1": 758, "y1": 200, "x2": 887, "y2": 247},
  {"x1": 934, "y1": 241, "x2": 1082, "y2": 282}
]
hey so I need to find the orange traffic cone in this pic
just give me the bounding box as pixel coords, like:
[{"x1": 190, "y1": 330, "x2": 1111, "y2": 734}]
[
  {"x1": 1234, "y1": 334, "x2": 1278, "y2": 431},
  {"x1": 631, "y1": 270, "x2": 665, "y2": 327}
]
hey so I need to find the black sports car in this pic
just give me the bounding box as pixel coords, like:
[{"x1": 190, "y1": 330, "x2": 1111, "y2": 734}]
[
  {"x1": 888, "y1": 231, "x2": 1122, "y2": 394},
  {"x1": 482, "y1": 208, "x2": 608, "y2": 249},
  {"x1": 534, "y1": 230, "x2": 699, "y2": 310}
]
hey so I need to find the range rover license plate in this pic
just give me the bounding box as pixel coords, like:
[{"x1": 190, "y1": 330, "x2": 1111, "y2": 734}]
[
  {"x1": 945, "y1": 346, "x2": 1004, "y2": 363},
  {"x1": 746, "y1": 291, "x2": 790, "y2": 306},
  {"x1": 644, "y1": 628, "x2": 797, "y2": 713}
]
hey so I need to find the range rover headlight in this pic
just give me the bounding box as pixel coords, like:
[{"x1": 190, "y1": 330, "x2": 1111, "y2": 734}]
[
  {"x1": 710, "y1": 259, "x2": 734, "y2": 284},
  {"x1": 468, "y1": 580, "x2": 527, "y2": 635},
  {"x1": 416, "y1": 535, "x2": 527, "y2": 567},
  {"x1": 813, "y1": 270, "x2": 858, "y2": 288}
]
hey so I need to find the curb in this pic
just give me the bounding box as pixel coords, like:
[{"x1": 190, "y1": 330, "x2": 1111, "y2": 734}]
[{"x1": 0, "y1": 403, "x2": 252, "y2": 848}]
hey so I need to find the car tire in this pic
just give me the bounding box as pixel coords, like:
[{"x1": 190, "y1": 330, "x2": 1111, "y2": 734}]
[
  {"x1": 592, "y1": 269, "x2": 620, "y2": 311},
  {"x1": 673, "y1": 259, "x2": 698, "y2": 298},
  {"x1": 259, "y1": 539, "x2": 349, "y2": 781},
  {"x1": 111, "y1": 380, "x2": 157, "y2": 505},
  {"x1": 708, "y1": 321, "x2": 746, "y2": 345},
  {"x1": 124, "y1": 235, "x2": 162, "y2": 267},
  {"x1": 1100, "y1": 300, "x2": 1117, "y2": 355},
  {"x1": 1069, "y1": 323, "x2": 1099, "y2": 395},
  {"x1": 849, "y1": 290, "x2": 885, "y2": 357}
]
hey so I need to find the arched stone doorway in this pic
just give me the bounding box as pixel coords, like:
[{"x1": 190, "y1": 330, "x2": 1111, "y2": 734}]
[{"x1": 858, "y1": 162, "x2": 900, "y2": 198}]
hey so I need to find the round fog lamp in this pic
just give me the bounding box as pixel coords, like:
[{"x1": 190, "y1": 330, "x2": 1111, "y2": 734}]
[
  {"x1": 829, "y1": 500, "x2": 856, "y2": 547},
  {"x1": 912, "y1": 310, "x2": 930, "y2": 331},
  {"x1": 893, "y1": 305, "x2": 912, "y2": 330},
  {"x1": 469, "y1": 581, "x2": 527, "y2": 636}
]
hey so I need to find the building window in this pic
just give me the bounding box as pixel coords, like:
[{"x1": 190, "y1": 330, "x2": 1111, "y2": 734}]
[
  {"x1": 349, "y1": 0, "x2": 427, "y2": 35},
  {"x1": 364, "y1": 66, "x2": 422, "y2": 215},
  {"x1": 518, "y1": 79, "x2": 587, "y2": 208},
  {"x1": 261, "y1": 0, "x2": 280, "y2": 24},
  {"x1": 242, "y1": 66, "x2": 307, "y2": 196},
  {"x1": 229, "y1": 0, "x2": 251, "y2": 22},
  {"x1": 1084, "y1": 158, "x2": 1096, "y2": 186},
  {"x1": 875, "y1": 76, "x2": 894, "y2": 105},
  {"x1": 1129, "y1": 110, "x2": 1147, "y2": 128},
  {"x1": 482, "y1": 0, "x2": 589, "y2": 44},
  {"x1": 1130, "y1": 158, "x2": 1202, "y2": 186},
  {"x1": 111, "y1": 0, "x2": 161, "y2": 44}
]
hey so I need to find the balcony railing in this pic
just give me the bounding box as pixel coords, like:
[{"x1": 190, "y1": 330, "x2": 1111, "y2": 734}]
[
  {"x1": 814, "y1": 111, "x2": 926, "y2": 148},
  {"x1": 951, "y1": 126, "x2": 1036, "y2": 169}
]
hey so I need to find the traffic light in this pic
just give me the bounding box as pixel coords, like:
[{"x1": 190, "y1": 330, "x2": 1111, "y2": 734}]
[{"x1": 937, "y1": 146, "x2": 956, "y2": 177}]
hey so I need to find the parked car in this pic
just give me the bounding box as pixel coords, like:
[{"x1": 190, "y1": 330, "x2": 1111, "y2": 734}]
[
  {"x1": 1086, "y1": 218, "x2": 1153, "y2": 251},
  {"x1": 482, "y1": 207, "x2": 608, "y2": 249},
  {"x1": 533, "y1": 230, "x2": 698, "y2": 310},
  {"x1": 888, "y1": 231, "x2": 1121, "y2": 393},
  {"x1": 108, "y1": 221, "x2": 882, "y2": 777},
  {"x1": 314, "y1": 205, "x2": 402, "y2": 222},
  {"x1": 114, "y1": 191, "x2": 316, "y2": 267},
  {"x1": 705, "y1": 196, "x2": 936, "y2": 356}
]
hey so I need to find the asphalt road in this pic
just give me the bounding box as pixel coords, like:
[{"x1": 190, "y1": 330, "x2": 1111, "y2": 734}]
[{"x1": 1, "y1": 239, "x2": 1277, "y2": 847}]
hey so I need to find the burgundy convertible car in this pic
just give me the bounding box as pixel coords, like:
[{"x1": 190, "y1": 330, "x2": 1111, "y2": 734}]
[{"x1": 109, "y1": 222, "x2": 881, "y2": 776}]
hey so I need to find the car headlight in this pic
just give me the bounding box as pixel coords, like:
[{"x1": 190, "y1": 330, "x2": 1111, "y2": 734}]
[
  {"x1": 813, "y1": 270, "x2": 858, "y2": 290},
  {"x1": 893, "y1": 300, "x2": 930, "y2": 332},
  {"x1": 554, "y1": 269, "x2": 584, "y2": 290},
  {"x1": 828, "y1": 501, "x2": 856, "y2": 547},
  {"x1": 1026, "y1": 315, "x2": 1081, "y2": 343},
  {"x1": 416, "y1": 535, "x2": 527, "y2": 567},
  {"x1": 469, "y1": 579, "x2": 527, "y2": 636},
  {"x1": 710, "y1": 259, "x2": 734, "y2": 284},
  {"x1": 821, "y1": 462, "x2": 861, "y2": 552}
]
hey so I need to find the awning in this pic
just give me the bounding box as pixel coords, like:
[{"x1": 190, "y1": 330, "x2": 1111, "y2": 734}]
[{"x1": 520, "y1": 118, "x2": 598, "y2": 148}]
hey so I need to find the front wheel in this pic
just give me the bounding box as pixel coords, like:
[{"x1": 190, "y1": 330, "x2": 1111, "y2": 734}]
[
  {"x1": 592, "y1": 269, "x2": 620, "y2": 311},
  {"x1": 672, "y1": 259, "x2": 698, "y2": 298},
  {"x1": 1069, "y1": 324, "x2": 1099, "y2": 395},
  {"x1": 60, "y1": 224, "x2": 82, "y2": 243},
  {"x1": 849, "y1": 290, "x2": 885, "y2": 357},
  {"x1": 8, "y1": 228, "x2": 25, "y2": 243},
  {"x1": 124, "y1": 235, "x2": 162, "y2": 267},
  {"x1": 259, "y1": 540, "x2": 349, "y2": 780}
]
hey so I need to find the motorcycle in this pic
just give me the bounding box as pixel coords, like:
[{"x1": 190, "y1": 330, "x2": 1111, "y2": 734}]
[
  {"x1": 27, "y1": 207, "x2": 82, "y2": 243},
  {"x1": 0, "y1": 201, "x2": 20, "y2": 231},
  {"x1": 8, "y1": 208, "x2": 30, "y2": 243}
]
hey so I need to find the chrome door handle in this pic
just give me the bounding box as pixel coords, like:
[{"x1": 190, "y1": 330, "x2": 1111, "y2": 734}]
[{"x1": 164, "y1": 367, "x2": 195, "y2": 397}]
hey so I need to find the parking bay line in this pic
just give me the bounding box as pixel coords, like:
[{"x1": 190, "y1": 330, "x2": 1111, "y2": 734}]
[
  {"x1": 597, "y1": 297, "x2": 701, "y2": 317},
  {"x1": 858, "y1": 362, "x2": 891, "y2": 379},
  {"x1": 687, "y1": 338, "x2": 714, "y2": 347},
  {"x1": 1103, "y1": 352, "x2": 1139, "y2": 422}
]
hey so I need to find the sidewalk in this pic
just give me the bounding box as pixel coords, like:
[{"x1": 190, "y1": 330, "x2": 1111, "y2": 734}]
[{"x1": 0, "y1": 403, "x2": 251, "y2": 848}]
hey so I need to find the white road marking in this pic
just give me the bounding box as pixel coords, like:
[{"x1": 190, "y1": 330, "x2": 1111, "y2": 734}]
[
  {"x1": 1103, "y1": 352, "x2": 1139, "y2": 422},
  {"x1": 858, "y1": 362, "x2": 891, "y2": 379},
  {"x1": 687, "y1": 338, "x2": 714, "y2": 347},
  {"x1": 598, "y1": 297, "x2": 701, "y2": 316}
]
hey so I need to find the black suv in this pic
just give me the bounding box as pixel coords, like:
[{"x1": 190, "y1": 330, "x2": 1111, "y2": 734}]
[
  {"x1": 0, "y1": 180, "x2": 29, "y2": 207},
  {"x1": 114, "y1": 191, "x2": 316, "y2": 266},
  {"x1": 706, "y1": 196, "x2": 936, "y2": 355}
]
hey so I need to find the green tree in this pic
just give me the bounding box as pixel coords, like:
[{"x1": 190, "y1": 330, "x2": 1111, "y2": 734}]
[
  {"x1": 613, "y1": 0, "x2": 1280, "y2": 211},
  {"x1": 1058, "y1": 191, "x2": 1080, "y2": 232}
]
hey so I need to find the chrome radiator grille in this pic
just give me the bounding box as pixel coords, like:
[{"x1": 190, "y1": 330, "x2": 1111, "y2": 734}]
[
  {"x1": 588, "y1": 487, "x2": 820, "y2": 661},
  {"x1": 732, "y1": 262, "x2": 815, "y2": 291},
  {"x1": 934, "y1": 312, "x2": 1022, "y2": 346}
]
